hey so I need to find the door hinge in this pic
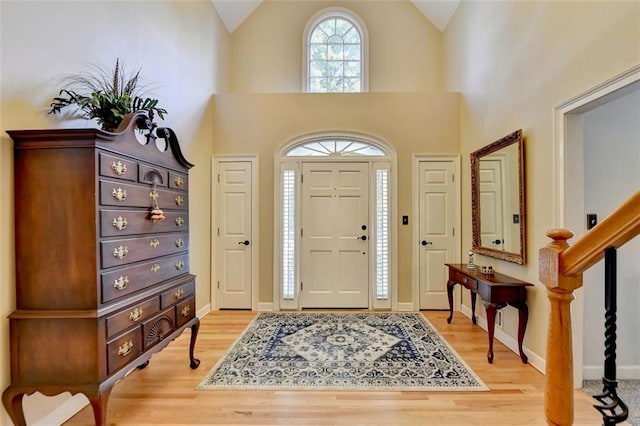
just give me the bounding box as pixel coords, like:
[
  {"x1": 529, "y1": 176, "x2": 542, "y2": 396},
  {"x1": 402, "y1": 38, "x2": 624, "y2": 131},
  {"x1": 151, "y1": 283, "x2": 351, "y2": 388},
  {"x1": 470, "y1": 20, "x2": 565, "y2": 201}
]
[
  {"x1": 217, "y1": 174, "x2": 220, "y2": 182},
  {"x1": 452, "y1": 173, "x2": 455, "y2": 182},
  {"x1": 301, "y1": 174, "x2": 304, "y2": 183},
  {"x1": 217, "y1": 281, "x2": 220, "y2": 289},
  {"x1": 453, "y1": 228, "x2": 455, "y2": 236},
  {"x1": 217, "y1": 227, "x2": 220, "y2": 236},
  {"x1": 301, "y1": 228, "x2": 303, "y2": 237},
  {"x1": 301, "y1": 282, "x2": 304, "y2": 290}
]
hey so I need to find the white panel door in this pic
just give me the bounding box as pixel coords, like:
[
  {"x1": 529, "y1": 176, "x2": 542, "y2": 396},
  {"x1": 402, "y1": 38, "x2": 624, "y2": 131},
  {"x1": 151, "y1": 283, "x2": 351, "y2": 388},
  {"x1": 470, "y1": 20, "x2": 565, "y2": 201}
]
[
  {"x1": 479, "y1": 159, "x2": 505, "y2": 250},
  {"x1": 301, "y1": 162, "x2": 369, "y2": 308},
  {"x1": 218, "y1": 161, "x2": 252, "y2": 309},
  {"x1": 419, "y1": 161, "x2": 455, "y2": 310}
]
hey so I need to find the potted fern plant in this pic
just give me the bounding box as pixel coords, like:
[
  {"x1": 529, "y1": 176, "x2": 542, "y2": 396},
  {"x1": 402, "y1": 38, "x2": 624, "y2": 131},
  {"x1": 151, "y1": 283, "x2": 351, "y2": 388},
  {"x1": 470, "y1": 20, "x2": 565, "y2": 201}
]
[{"x1": 48, "y1": 59, "x2": 167, "y2": 132}]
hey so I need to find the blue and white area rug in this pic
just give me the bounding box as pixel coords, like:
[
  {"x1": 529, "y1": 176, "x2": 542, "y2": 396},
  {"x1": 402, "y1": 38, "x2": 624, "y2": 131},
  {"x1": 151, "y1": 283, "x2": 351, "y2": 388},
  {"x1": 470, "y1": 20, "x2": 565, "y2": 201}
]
[{"x1": 197, "y1": 312, "x2": 488, "y2": 391}]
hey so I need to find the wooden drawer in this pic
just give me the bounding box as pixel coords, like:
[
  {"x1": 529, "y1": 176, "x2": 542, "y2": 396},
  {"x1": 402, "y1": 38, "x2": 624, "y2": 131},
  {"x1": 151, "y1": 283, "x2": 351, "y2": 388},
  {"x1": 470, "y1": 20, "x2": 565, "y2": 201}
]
[
  {"x1": 106, "y1": 297, "x2": 161, "y2": 338},
  {"x1": 100, "y1": 233, "x2": 189, "y2": 268},
  {"x1": 100, "y1": 209, "x2": 188, "y2": 237},
  {"x1": 138, "y1": 163, "x2": 168, "y2": 187},
  {"x1": 143, "y1": 308, "x2": 176, "y2": 350},
  {"x1": 107, "y1": 328, "x2": 142, "y2": 375},
  {"x1": 101, "y1": 254, "x2": 189, "y2": 304},
  {"x1": 100, "y1": 179, "x2": 188, "y2": 210},
  {"x1": 169, "y1": 171, "x2": 188, "y2": 191},
  {"x1": 99, "y1": 153, "x2": 137, "y2": 182},
  {"x1": 451, "y1": 270, "x2": 477, "y2": 291},
  {"x1": 176, "y1": 296, "x2": 195, "y2": 327},
  {"x1": 160, "y1": 280, "x2": 195, "y2": 309}
]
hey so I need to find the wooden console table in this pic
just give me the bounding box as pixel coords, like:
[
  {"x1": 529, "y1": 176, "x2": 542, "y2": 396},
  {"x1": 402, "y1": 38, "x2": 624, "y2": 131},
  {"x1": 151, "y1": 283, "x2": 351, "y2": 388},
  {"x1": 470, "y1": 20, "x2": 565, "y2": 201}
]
[{"x1": 445, "y1": 263, "x2": 532, "y2": 364}]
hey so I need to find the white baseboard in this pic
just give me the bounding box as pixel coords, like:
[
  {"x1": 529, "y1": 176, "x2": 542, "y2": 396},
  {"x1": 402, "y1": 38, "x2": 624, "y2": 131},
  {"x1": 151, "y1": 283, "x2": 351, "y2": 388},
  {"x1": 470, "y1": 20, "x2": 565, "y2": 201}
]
[
  {"x1": 459, "y1": 305, "x2": 545, "y2": 374},
  {"x1": 197, "y1": 303, "x2": 211, "y2": 318},
  {"x1": 257, "y1": 302, "x2": 274, "y2": 311},
  {"x1": 583, "y1": 365, "x2": 640, "y2": 380},
  {"x1": 32, "y1": 394, "x2": 89, "y2": 426},
  {"x1": 396, "y1": 302, "x2": 414, "y2": 312}
]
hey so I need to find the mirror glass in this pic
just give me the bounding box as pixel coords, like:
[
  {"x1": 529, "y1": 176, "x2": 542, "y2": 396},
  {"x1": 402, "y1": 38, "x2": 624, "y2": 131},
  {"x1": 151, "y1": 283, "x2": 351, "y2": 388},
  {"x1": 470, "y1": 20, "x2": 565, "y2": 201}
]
[{"x1": 471, "y1": 130, "x2": 526, "y2": 264}]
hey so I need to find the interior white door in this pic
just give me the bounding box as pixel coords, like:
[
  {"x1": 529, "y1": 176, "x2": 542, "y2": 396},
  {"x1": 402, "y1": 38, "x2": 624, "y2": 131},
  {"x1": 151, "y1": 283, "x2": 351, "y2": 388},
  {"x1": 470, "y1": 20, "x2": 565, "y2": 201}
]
[
  {"x1": 418, "y1": 161, "x2": 455, "y2": 310},
  {"x1": 218, "y1": 161, "x2": 252, "y2": 309},
  {"x1": 479, "y1": 158, "x2": 505, "y2": 250},
  {"x1": 301, "y1": 162, "x2": 369, "y2": 308}
]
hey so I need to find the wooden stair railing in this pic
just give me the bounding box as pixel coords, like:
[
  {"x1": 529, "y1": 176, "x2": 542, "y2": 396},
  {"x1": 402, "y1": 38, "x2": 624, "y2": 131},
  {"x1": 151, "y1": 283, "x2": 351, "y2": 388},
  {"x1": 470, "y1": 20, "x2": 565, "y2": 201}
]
[{"x1": 540, "y1": 190, "x2": 640, "y2": 426}]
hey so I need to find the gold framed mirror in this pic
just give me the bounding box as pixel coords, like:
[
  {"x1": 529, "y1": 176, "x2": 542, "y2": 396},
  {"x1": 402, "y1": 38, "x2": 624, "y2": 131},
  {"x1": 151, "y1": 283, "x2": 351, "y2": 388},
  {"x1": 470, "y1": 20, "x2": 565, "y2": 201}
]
[{"x1": 471, "y1": 129, "x2": 526, "y2": 264}]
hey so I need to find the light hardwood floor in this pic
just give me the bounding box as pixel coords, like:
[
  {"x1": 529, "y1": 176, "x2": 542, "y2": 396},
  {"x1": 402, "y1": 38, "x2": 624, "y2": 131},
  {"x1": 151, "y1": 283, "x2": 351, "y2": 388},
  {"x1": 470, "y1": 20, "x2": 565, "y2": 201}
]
[{"x1": 66, "y1": 310, "x2": 602, "y2": 425}]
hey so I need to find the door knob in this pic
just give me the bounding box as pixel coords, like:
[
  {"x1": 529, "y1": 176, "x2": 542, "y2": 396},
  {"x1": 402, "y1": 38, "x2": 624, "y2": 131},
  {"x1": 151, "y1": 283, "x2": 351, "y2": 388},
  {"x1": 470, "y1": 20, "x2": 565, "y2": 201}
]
[
  {"x1": 238, "y1": 240, "x2": 250, "y2": 246},
  {"x1": 492, "y1": 239, "x2": 503, "y2": 245},
  {"x1": 421, "y1": 240, "x2": 432, "y2": 246},
  {"x1": 360, "y1": 235, "x2": 367, "y2": 241}
]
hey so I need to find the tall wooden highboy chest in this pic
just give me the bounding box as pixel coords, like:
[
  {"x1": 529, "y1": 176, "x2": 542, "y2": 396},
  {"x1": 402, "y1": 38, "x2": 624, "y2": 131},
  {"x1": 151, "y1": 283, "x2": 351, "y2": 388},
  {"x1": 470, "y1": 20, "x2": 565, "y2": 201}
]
[{"x1": 2, "y1": 112, "x2": 200, "y2": 425}]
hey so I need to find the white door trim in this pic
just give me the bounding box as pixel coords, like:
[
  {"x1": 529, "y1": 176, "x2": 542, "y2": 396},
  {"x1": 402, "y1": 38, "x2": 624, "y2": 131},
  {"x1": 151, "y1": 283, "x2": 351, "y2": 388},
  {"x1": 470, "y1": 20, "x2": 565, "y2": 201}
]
[
  {"x1": 552, "y1": 64, "x2": 640, "y2": 387},
  {"x1": 273, "y1": 131, "x2": 397, "y2": 311},
  {"x1": 212, "y1": 155, "x2": 259, "y2": 311},
  {"x1": 412, "y1": 154, "x2": 461, "y2": 311}
]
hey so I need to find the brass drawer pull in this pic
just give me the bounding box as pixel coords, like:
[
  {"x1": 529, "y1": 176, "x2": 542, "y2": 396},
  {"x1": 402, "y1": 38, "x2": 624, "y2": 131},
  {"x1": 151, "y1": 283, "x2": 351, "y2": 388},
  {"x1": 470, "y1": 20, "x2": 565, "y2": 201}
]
[
  {"x1": 149, "y1": 239, "x2": 160, "y2": 248},
  {"x1": 175, "y1": 261, "x2": 185, "y2": 271},
  {"x1": 175, "y1": 238, "x2": 184, "y2": 248},
  {"x1": 113, "y1": 276, "x2": 129, "y2": 290},
  {"x1": 118, "y1": 340, "x2": 134, "y2": 357},
  {"x1": 113, "y1": 245, "x2": 128, "y2": 259},
  {"x1": 180, "y1": 306, "x2": 191, "y2": 317},
  {"x1": 129, "y1": 307, "x2": 143, "y2": 322},
  {"x1": 112, "y1": 187, "x2": 128, "y2": 201},
  {"x1": 175, "y1": 217, "x2": 184, "y2": 227},
  {"x1": 151, "y1": 263, "x2": 160, "y2": 273},
  {"x1": 150, "y1": 189, "x2": 159, "y2": 202},
  {"x1": 174, "y1": 289, "x2": 184, "y2": 299},
  {"x1": 111, "y1": 160, "x2": 128, "y2": 176},
  {"x1": 175, "y1": 195, "x2": 184, "y2": 206},
  {"x1": 175, "y1": 176, "x2": 184, "y2": 187},
  {"x1": 112, "y1": 216, "x2": 128, "y2": 230}
]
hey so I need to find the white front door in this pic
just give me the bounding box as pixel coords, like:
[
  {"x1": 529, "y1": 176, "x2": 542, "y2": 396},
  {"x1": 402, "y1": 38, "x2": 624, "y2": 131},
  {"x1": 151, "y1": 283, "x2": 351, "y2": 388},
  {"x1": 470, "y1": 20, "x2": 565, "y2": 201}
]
[
  {"x1": 301, "y1": 162, "x2": 369, "y2": 308},
  {"x1": 418, "y1": 161, "x2": 455, "y2": 310},
  {"x1": 217, "y1": 161, "x2": 253, "y2": 309},
  {"x1": 479, "y1": 158, "x2": 505, "y2": 250}
]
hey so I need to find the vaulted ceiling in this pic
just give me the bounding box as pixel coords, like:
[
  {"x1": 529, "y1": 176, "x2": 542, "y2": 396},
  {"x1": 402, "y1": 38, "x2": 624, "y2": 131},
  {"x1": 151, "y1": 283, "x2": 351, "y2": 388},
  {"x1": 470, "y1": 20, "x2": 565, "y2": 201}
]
[{"x1": 211, "y1": 0, "x2": 461, "y2": 33}]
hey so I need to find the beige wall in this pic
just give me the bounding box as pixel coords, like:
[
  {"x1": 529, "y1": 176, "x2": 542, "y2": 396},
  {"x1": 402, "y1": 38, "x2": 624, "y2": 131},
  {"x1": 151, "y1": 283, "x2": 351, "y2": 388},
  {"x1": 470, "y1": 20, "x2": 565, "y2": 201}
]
[
  {"x1": 230, "y1": 0, "x2": 443, "y2": 92},
  {"x1": 0, "y1": 1, "x2": 230, "y2": 423},
  {"x1": 212, "y1": 92, "x2": 459, "y2": 303},
  {"x1": 443, "y1": 0, "x2": 639, "y2": 361}
]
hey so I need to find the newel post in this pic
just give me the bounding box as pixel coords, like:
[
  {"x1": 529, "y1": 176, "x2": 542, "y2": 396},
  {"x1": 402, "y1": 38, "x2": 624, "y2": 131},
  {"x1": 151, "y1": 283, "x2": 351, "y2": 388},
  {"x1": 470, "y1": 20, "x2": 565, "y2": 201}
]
[{"x1": 539, "y1": 229, "x2": 583, "y2": 426}]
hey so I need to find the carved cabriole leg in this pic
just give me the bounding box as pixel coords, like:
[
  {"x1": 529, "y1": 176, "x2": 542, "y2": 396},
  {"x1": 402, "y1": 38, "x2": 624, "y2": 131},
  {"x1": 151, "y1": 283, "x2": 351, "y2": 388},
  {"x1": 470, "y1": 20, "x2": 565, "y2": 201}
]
[
  {"x1": 446, "y1": 280, "x2": 456, "y2": 324},
  {"x1": 189, "y1": 318, "x2": 201, "y2": 369},
  {"x1": 511, "y1": 300, "x2": 529, "y2": 364},
  {"x1": 482, "y1": 301, "x2": 499, "y2": 364},
  {"x1": 2, "y1": 387, "x2": 26, "y2": 426},
  {"x1": 470, "y1": 292, "x2": 478, "y2": 325},
  {"x1": 545, "y1": 288, "x2": 575, "y2": 426},
  {"x1": 88, "y1": 388, "x2": 112, "y2": 426}
]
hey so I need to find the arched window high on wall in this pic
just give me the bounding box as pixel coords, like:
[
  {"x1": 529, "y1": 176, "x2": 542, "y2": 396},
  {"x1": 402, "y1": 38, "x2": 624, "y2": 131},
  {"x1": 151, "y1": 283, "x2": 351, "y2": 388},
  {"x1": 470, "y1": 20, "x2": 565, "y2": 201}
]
[
  {"x1": 302, "y1": 8, "x2": 369, "y2": 93},
  {"x1": 274, "y1": 133, "x2": 396, "y2": 311}
]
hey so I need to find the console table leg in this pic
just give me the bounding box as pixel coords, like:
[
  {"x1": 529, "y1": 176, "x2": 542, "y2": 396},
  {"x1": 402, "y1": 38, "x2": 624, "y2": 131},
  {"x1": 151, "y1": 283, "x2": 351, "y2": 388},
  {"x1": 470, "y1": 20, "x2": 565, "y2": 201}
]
[
  {"x1": 470, "y1": 292, "x2": 478, "y2": 325},
  {"x1": 88, "y1": 389, "x2": 111, "y2": 426},
  {"x1": 512, "y1": 301, "x2": 529, "y2": 363},
  {"x1": 484, "y1": 302, "x2": 497, "y2": 364},
  {"x1": 446, "y1": 280, "x2": 456, "y2": 324},
  {"x1": 2, "y1": 388, "x2": 26, "y2": 426},
  {"x1": 189, "y1": 318, "x2": 201, "y2": 369}
]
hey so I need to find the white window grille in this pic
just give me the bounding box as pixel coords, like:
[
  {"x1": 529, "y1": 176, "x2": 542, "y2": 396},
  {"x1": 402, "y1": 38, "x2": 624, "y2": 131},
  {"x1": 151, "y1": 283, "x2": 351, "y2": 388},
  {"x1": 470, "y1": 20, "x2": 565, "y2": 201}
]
[
  {"x1": 303, "y1": 8, "x2": 368, "y2": 93},
  {"x1": 281, "y1": 169, "x2": 296, "y2": 300},
  {"x1": 286, "y1": 139, "x2": 385, "y2": 157},
  {"x1": 376, "y1": 168, "x2": 389, "y2": 300}
]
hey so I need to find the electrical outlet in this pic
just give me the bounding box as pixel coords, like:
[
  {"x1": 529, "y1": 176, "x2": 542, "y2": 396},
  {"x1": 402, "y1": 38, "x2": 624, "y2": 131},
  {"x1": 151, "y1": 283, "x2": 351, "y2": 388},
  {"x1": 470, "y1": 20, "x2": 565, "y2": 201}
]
[{"x1": 496, "y1": 311, "x2": 504, "y2": 329}]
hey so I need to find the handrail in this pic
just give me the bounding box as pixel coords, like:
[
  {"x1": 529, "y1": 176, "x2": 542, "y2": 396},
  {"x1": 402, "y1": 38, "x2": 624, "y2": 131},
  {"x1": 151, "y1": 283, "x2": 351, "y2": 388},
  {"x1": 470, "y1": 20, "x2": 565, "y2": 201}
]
[
  {"x1": 540, "y1": 190, "x2": 640, "y2": 426},
  {"x1": 562, "y1": 191, "x2": 640, "y2": 276}
]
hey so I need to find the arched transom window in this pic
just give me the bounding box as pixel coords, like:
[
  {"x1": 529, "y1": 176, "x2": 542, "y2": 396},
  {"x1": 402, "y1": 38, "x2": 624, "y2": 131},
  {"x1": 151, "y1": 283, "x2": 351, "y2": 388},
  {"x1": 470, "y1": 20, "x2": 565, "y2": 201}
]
[
  {"x1": 286, "y1": 139, "x2": 385, "y2": 157},
  {"x1": 303, "y1": 8, "x2": 368, "y2": 93}
]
